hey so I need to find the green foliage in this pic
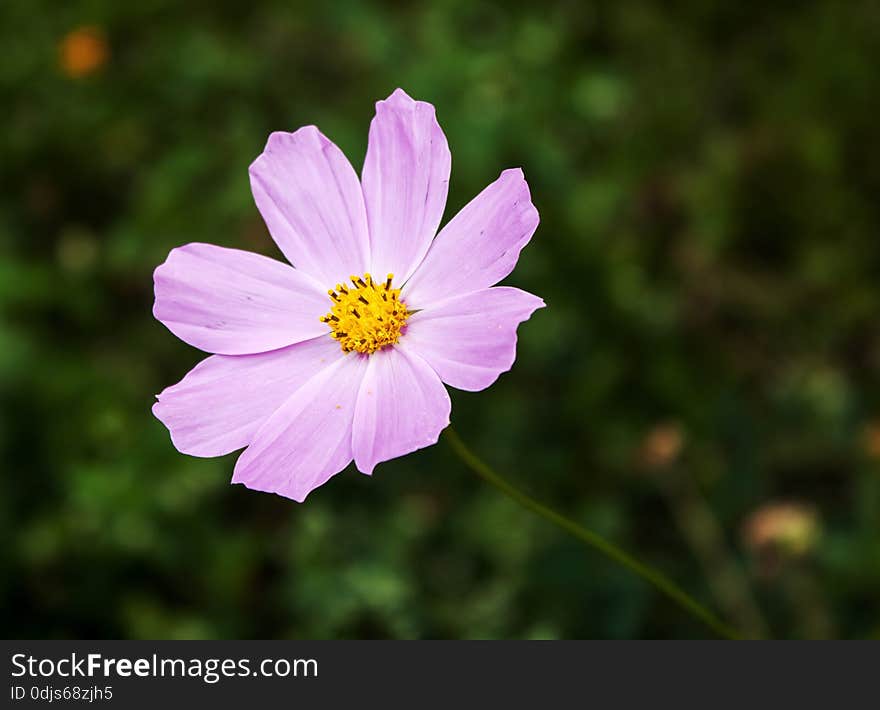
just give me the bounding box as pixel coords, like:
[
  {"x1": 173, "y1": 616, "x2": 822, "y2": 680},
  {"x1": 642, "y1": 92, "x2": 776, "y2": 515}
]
[{"x1": 1, "y1": 0, "x2": 879, "y2": 638}]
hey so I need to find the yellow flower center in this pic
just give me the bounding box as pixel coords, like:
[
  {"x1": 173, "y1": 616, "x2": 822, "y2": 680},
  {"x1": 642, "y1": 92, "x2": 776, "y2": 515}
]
[{"x1": 321, "y1": 273, "x2": 410, "y2": 354}]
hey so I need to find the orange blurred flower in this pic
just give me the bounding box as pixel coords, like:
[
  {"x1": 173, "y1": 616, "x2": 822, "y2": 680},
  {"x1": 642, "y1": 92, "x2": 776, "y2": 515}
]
[
  {"x1": 58, "y1": 26, "x2": 108, "y2": 78},
  {"x1": 861, "y1": 420, "x2": 880, "y2": 460},
  {"x1": 637, "y1": 421, "x2": 685, "y2": 470}
]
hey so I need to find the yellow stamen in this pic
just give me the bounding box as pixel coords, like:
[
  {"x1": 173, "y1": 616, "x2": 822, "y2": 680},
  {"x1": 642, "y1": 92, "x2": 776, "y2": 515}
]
[{"x1": 321, "y1": 273, "x2": 409, "y2": 354}]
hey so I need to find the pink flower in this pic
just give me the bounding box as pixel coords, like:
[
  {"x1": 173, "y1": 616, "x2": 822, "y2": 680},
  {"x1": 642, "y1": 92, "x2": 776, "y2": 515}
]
[{"x1": 152, "y1": 89, "x2": 543, "y2": 501}]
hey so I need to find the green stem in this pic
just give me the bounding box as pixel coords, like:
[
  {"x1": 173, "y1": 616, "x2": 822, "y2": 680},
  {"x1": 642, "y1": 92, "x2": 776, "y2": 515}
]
[{"x1": 443, "y1": 428, "x2": 742, "y2": 640}]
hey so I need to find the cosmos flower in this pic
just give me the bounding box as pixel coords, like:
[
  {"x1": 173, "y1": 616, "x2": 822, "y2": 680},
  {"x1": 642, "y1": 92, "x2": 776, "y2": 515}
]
[{"x1": 152, "y1": 89, "x2": 543, "y2": 501}]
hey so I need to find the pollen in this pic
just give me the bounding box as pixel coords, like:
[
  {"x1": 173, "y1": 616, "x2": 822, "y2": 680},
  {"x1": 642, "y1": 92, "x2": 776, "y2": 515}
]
[{"x1": 321, "y1": 273, "x2": 410, "y2": 354}]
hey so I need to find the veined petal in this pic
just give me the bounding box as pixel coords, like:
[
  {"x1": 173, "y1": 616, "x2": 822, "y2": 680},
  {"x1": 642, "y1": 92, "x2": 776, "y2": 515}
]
[
  {"x1": 362, "y1": 88, "x2": 451, "y2": 284},
  {"x1": 352, "y1": 344, "x2": 451, "y2": 476},
  {"x1": 403, "y1": 287, "x2": 544, "y2": 392},
  {"x1": 153, "y1": 243, "x2": 329, "y2": 355},
  {"x1": 403, "y1": 169, "x2": 539, "y2": 308},
  {"x1": 249, "y1": 126, "x2": 371, "y2": 286},
  {"x1": 152, "y1": 336, "x2": 342, "y2": 458},
  {"x1": 232, "y1": 353, "x2": 368, "y2": 502}
]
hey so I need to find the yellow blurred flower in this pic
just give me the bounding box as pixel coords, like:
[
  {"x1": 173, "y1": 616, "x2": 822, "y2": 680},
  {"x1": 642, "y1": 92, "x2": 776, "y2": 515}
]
[
  {"x1": 742, "y1": 502, "x2": 820, "y2": 558},
  {"x1": 57, "y1": 227, "x2": 98, "y2": 274},
  {"x1": 58, "y1": 26, "x2": 108, "y2": 78}
]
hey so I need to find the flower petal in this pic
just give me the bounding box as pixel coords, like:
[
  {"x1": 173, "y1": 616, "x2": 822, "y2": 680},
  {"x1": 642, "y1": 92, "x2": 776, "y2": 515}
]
[
  {"x1": 403, "y1": 287, "x2": 544, "y2": 392},
  {"x1": 153, "y1": 243, "x2": 329, "y2": 355},
  {"x1": 403, "y1": 169, "x2": 539, "y2": 308},
  {"x1": 249, "y1": 126, "x2": 371, "y2": 286},
  {"x1": 362, "y1": 88, "x2": 451, "y2": 284},
  {"x1": 352, "y1": 344, "x2": 451, "y2": 476},
  {"x1": 153, "y1": 336, "x2": 342, "y2": 458},
  {"x1": 231, "y1": 353, "x2": 368, "y2": 502}
]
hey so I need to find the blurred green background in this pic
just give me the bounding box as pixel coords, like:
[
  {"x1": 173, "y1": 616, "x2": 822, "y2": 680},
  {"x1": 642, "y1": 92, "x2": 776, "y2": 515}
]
[{"x1": 2, "y1": 0, "x2": 880, "y2": 639}]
